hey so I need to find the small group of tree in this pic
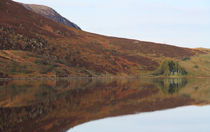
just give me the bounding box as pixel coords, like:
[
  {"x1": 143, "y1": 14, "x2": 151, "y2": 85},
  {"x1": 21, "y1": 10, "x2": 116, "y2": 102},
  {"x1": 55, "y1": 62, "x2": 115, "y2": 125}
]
[{"x1": 154, "y1": 60, "x2": 187, "y2": 76}]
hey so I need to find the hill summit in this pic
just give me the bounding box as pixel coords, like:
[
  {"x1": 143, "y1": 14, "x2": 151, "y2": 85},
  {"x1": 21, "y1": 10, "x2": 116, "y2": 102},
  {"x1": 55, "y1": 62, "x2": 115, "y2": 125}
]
[{"x1": 22, "y1": 4, "x2": 81, "y2": 30}]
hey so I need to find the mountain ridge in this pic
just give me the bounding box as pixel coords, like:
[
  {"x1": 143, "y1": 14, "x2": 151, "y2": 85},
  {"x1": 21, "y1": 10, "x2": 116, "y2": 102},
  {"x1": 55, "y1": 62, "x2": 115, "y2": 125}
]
[{"x1": 22, "y1": 3, "x2": 81, "y2": 30}]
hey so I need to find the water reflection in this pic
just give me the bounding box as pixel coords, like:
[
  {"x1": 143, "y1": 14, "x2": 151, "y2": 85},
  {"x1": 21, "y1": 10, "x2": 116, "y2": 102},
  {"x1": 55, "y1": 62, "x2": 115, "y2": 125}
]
[
  {"x1": 0, "y1": 78, "x2": 210, "y2": 132},
  {"x1": 154, "y1": 78, "x2": 188, "y2": 94},
  {"x1": 69, "y1": 106, "x2": 210, "y2": 132}
]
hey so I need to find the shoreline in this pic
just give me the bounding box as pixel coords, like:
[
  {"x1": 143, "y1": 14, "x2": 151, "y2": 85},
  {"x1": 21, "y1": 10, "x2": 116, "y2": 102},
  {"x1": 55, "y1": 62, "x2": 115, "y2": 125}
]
[{"x1": 1, "y1": 75, "x2": 210, "y2": 81}]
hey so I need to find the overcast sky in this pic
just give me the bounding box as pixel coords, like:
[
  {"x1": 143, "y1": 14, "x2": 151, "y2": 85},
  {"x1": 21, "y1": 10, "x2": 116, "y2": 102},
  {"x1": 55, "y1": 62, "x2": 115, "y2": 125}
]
[{"x1": 14, "y1": 0, "x2": 210, "y2": 48}]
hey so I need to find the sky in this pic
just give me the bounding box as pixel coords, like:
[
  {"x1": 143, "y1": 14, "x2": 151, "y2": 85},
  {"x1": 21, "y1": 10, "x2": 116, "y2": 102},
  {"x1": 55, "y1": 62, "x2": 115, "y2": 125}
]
[
  {"x1": 13, "y1": 0, "x2": 210, "y2": 48},
  {"x1": 68, "y1": 106, "x2": 210, "y2": 132}
]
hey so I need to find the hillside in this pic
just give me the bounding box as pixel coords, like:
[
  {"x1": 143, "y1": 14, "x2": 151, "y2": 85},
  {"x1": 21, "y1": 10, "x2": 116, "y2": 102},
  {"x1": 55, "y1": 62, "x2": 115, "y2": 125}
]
[
  {"x1": 0, "y1": 0, "x2": 209, "y2": 78},
  {"x1": 22, "y1": 4, "x2": 81, "y2": 30}
]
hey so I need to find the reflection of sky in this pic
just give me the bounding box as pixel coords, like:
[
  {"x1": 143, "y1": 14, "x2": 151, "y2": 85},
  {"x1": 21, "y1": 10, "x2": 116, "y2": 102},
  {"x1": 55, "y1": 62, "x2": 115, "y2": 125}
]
[
  {"x1": 13, "y1": 0, "x2": 210, "y2": 48},
  {"x1": 68, "y1": 106, "x2": 210, "y2": 132}
]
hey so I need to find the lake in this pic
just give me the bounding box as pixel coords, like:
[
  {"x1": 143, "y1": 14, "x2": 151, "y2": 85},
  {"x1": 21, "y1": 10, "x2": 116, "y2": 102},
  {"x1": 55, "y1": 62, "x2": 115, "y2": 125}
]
[{"x1": 0, "y1": 77, "x2": 210, "y2": 132}]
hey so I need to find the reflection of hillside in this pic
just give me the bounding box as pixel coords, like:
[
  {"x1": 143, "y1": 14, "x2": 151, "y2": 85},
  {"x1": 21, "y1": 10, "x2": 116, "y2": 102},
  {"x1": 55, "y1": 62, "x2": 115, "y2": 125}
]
[
  {"x1": 154, "y1": 78, "x2": 188, "y2": 94},
  {"x1": 0, "y1": 78, "x2": 209, "y2": 132},
  {"x1": 179, "y1": 78, "x2": 210, "y2": 103},
  {"x1": 0, "y1": 79, "x2": 95, "y2": 107}
]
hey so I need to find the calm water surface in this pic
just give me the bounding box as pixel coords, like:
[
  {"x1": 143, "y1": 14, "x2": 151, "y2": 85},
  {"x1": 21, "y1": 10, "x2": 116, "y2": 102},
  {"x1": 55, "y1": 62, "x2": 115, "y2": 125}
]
[{"x1": 0, "y1": 78, "x2": 210, "y2": 132}]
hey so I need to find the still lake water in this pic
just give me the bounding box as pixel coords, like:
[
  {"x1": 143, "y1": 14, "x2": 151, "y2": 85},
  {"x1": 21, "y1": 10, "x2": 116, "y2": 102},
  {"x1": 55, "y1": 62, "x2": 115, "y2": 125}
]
[{"x1": 0, "y1": 78, "x2": 210, "y2": 132}]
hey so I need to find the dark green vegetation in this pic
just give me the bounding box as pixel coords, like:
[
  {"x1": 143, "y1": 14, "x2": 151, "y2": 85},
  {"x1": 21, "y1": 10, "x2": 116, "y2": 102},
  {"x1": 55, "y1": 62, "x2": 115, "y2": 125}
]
[{"x1": 154, "y1": 60, "x2": 187, "y2": 76}]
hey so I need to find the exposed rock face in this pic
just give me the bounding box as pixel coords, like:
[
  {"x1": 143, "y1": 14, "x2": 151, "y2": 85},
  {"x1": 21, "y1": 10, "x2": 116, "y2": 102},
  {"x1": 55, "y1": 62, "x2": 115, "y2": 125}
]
[{"x1": 22, "y1": 4, "x2": 81, "y2": 30}]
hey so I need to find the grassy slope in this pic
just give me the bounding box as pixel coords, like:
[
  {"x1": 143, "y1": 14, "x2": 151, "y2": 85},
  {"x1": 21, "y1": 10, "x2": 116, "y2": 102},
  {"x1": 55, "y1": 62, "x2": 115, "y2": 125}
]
[
  {"x1": 179, "y1": 50, "x2": 210, "y2": 76},
  {"x1": 0, "y1": 0, "x2": 209, "y2": 78}
]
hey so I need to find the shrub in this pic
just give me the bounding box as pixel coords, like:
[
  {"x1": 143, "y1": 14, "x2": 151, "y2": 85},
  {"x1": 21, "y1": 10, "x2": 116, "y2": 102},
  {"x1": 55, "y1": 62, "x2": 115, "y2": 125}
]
[
  {"x1": 194, "y1": 65, "x2": 199, "y2": 69},
  {"x1": 182, "y1": 57, "x2": 190, "y2": 61},
  {"x1": 39, "y1": 65, "x2": 55, "y2": 74},
  {"x1": 34, "y1": 59, "x2": 48, "y2": 65}
]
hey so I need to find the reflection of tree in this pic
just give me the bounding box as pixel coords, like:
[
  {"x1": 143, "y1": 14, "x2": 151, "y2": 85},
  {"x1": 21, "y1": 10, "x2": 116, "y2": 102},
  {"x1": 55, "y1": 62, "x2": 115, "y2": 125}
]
[{"x1": 154, "y1": 78, "x2": 188, "y2": 94}]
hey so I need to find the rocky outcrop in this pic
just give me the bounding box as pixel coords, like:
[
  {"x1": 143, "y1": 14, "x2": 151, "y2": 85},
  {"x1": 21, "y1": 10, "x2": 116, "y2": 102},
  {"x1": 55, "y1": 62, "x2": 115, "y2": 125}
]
[
  {"x1": 22, "y1": 4, "x2": 81, "y2": 30},
  {"x1": 0, "y1": 26, "x2": 48, "y2": 52}
]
